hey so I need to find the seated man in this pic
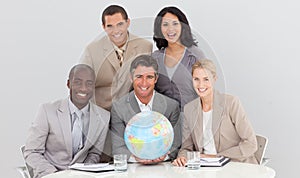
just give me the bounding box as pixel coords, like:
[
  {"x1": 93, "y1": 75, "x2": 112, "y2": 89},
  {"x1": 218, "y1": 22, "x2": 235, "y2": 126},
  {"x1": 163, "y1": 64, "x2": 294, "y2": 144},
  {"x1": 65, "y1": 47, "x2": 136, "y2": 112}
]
[
  {"x1": 110, "y1": 55, "x2": 181, "y2": 164},
  {"x1": 24, "y1": 64, "x2": 110, "y2": 178}
]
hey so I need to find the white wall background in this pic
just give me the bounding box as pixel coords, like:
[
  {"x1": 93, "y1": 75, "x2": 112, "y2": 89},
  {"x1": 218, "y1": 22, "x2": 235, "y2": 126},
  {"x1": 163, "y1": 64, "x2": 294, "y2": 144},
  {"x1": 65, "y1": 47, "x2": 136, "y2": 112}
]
[{"x1": 1, "y1": 0, "x2": 299, "y2": 177}]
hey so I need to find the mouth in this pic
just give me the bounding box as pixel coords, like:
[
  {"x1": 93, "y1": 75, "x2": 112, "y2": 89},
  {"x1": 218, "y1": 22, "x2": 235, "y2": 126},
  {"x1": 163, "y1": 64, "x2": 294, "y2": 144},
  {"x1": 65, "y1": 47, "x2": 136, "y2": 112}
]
[
  {"x1": 112, "y1": 33, "x2": 122, "y2": 39},
  {"x1": 140, "y1": 87, "x2": 148, "y2": 91},
  {"x1": 167, "y1": 32, "x2": 176, "y2": 39},
  {"x1": 198, "y1": 88, "x2": 207, "y2": 93},
  {"x1": 77, "y1": 93, "x2": 87, "y2": 97}
]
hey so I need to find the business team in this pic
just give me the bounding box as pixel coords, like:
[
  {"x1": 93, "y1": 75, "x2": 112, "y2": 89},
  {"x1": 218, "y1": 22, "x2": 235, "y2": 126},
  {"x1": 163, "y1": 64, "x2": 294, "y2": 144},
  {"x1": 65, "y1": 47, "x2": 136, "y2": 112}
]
[{"x1": 24, "y1": 4, "x2": 258, "y2": 178}]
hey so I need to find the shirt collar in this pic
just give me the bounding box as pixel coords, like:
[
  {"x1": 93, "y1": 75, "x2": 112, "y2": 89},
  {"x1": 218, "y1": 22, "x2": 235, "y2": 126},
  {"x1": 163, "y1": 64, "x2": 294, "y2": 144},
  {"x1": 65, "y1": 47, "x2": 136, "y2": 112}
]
[
  {"x1": 112, "y1": 32, "x2": 129, "y2": 51},
  {"x1": 68, "y1": 97, "x2": 90, "y2": 115},
  {"x1": 134, "y1": 91, "x2": 155, "y2": 111}
]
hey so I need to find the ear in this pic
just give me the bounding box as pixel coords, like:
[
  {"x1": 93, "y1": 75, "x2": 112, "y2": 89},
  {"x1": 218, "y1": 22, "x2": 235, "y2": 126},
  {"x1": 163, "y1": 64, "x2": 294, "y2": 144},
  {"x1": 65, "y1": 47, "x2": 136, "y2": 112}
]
[
  {"x1": 129, "y1": 74, "x2": 133, "y2": 83},
  {"x1": 67, "y1": 80, "x2": 70, "y2": 89},
  {"x1": 127, "y1": 18, "x2": 131, "y2": 27}
]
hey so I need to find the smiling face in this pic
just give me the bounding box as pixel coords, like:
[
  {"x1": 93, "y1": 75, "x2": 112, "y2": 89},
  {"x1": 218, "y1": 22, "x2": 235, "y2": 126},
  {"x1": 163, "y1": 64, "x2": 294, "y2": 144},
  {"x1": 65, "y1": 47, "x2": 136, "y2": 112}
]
[
  {"x1": 192, "y1": 68, "x2": 216, "y2": 99},
  {"x1": 161, "y1": 12, "x2": 182, "y2": 44},
  {"x1": 67, "y1": 67, "x2": 95, "y2": 109},
  {"x1": 103, "y1": 12, "x2": 130, "y2": 48},
  {"x1": 132, "y1": 65, "x2": 158, "y2": 104}
]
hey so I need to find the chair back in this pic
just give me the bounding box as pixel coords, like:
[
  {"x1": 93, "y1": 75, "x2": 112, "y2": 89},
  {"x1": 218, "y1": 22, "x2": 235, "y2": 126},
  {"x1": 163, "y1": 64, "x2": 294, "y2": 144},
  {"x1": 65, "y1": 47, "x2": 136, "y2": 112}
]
[
  {"x1": 254, "y1": 135, "x2": 268, "y2": 165},
  {"x1": 20, "y1": 145, "x2": 34, "y2": 178}
]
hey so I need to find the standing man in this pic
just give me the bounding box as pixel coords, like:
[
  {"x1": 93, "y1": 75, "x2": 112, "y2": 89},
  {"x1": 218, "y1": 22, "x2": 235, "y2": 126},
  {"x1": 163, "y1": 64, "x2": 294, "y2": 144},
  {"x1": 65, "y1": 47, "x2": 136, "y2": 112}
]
[
  {"x1": 80, "y1": 5, "x2": 153, "y2": 111},
  {"x1": 24, "y1": 64, "x2": 110, "y2": 178},
  {"x1": 111, "y1": 55, "x2": 181, "y2": 164},
  {"x1": 80, "y1": 5, "x2": 152, "y2": 162}
]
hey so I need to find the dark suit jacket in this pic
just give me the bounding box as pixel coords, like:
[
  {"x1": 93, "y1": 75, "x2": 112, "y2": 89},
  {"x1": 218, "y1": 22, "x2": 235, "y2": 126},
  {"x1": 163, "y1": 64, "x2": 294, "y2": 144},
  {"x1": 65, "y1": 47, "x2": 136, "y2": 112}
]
[
  {"x1": 110, "y1": 91, "x2": 181, "y2": 160},
  {"x1": 24, "y1": 99, "x2": 110, "y2": 178}
]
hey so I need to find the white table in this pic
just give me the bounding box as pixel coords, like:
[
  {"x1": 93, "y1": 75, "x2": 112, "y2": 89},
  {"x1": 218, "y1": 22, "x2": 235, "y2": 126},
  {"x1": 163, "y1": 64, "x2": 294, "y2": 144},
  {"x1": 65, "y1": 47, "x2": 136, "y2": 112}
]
[{"x1": 43, "y1": 161, "x2": 276, "y2": 178}]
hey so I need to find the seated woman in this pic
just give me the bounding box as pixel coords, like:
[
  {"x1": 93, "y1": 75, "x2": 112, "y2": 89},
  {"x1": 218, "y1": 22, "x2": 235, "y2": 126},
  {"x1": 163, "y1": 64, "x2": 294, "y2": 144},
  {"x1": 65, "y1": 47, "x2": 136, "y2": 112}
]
[{"x1": 172, "y1": 59, "x2": 258, "y2": 166}]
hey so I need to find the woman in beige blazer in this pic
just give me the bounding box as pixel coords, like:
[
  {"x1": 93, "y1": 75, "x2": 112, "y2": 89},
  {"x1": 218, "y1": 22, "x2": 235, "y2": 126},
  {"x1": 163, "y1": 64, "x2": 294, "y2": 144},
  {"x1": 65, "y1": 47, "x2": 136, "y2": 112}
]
[{"x1": 173, "y1": 59, "x2": 258, "y2": 166}]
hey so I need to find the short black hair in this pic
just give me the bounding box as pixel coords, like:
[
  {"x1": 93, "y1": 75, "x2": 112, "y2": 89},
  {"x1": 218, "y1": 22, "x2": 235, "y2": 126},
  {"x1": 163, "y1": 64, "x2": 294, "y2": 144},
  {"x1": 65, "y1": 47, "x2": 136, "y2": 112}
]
[
  {"x1": 68, "y1": 64, "x2": 95, "y2": 81},
  {"x1": 101, "y1": 5, "x2": 128, "y2": 25},
  {"x1": 153, "y1": 6, "x2": 197, "y2": 49}
]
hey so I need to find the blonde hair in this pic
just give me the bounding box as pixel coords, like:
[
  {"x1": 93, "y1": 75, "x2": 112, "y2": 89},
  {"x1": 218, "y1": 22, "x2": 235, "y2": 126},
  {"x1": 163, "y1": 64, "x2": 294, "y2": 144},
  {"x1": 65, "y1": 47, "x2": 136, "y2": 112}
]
[{"x1": 192, "y1": 59, "x2": 217, "y2": 78}]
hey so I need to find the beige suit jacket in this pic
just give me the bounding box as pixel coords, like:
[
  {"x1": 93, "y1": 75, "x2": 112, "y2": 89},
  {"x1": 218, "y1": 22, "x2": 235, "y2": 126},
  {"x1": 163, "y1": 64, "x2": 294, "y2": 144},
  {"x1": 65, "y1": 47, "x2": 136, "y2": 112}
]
[
  {"x1": 24, "y1": 99, "x2": 110, "y2": 178},
  {"x1": 80, "y1": 33, "x2": 153, "y2": 111},
  {"x1": 178, "y1": 90, "x2": 258, "y2": 164}
]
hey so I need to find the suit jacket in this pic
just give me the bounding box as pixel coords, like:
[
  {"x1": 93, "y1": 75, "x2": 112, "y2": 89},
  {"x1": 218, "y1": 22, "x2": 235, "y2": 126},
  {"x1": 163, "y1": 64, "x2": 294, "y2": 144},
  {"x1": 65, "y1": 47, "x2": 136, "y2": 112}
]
[
  {"x1": 80, "y1": 32, "x2": 153, "y2": 111},
  {"x1": 110, "y1": 91, "x2": 181, "y2": 160},
  {"x1": 178, "y1": 90, "x2": 258, "y2": 164},
  {"x1": 24, "y1": 98, "x2": 110, "y2": 178},
  {"x1": 152, "y1": 45, "x2": 205, "y2": 111}
]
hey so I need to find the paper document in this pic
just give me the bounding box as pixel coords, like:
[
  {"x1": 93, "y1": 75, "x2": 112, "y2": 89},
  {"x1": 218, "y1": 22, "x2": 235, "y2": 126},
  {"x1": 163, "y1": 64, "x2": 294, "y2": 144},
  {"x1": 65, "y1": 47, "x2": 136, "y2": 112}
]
[
  {"x1": 200, "y1": 156, "x2": 230, "y2": 167},
  {"x1": 69, "y1": 163, "x2": 114, "y2": 172}
]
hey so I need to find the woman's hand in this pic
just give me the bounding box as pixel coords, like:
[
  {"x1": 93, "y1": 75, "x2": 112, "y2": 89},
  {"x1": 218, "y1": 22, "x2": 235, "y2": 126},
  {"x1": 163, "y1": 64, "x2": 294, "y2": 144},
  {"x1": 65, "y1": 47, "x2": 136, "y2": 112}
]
[{"x1": 172, "y1": 157, "x2": 187, "y2": 167}]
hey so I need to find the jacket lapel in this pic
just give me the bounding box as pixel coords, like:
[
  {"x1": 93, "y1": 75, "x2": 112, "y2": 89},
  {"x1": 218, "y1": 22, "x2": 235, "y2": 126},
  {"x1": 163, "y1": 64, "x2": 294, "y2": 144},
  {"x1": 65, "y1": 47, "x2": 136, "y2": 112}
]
[
  {"x1": 212, "y1": 90, "x2": 225, "y2": 151},
  {"x1": 152, "y1": 93, "x2": 168, "y2": 114},
  {"x1": 57, "y1": 98, "x2": 72, "y2": 157},
  {"x1": 103, "y1": 36, "x2": 120, "y2": 71},
  {"x1": 191, "y1": 99, "x2": 204, "y2": 151}
]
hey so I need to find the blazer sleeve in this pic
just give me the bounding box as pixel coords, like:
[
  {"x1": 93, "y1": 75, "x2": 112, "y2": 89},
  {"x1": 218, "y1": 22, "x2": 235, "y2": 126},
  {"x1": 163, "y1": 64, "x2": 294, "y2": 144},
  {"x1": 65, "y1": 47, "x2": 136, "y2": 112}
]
[
  {"x1": 167, "y1": 101, "x2": 181, "y2": 160},
  {"x1": 110, "y1": 102, "x2": 132, "y2": 158},
  {"x1": 24, "y1": 104, "x2": 58, "y2": 178},
  {"x1": 217, "y1": 96, "x2": 257, "y2": 161},
  {"x1": 177, "y1": 105, "x2": 196, "y2": 158},
  {"x1": 79, "y1": 47, "x2": 94, "y2": 68}
]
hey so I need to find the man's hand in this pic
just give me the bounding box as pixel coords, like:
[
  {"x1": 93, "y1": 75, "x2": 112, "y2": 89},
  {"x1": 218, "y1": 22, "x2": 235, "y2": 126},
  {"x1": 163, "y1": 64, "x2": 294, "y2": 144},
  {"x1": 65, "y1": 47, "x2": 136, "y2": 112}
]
[{"x1": 134, "y1": 153, "x2": 168, "y2": 164}]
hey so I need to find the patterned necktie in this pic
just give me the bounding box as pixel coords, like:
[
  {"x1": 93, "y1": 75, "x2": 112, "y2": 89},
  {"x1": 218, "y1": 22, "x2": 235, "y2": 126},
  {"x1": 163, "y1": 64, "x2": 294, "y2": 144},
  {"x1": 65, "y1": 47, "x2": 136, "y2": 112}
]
[
  {"x1": 72, "y1": 111, "x2": 83, "y2": 157},
  {"x1": 116, "y1": 48, "x2": 124, "y2": 67}
]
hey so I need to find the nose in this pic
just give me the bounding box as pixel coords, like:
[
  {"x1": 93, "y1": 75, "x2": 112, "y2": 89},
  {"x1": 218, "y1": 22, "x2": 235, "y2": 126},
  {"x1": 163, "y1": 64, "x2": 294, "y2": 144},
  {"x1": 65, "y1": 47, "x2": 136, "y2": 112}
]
[{"x1": 79, "y1": 83, "x2": 88, "y2": 91}]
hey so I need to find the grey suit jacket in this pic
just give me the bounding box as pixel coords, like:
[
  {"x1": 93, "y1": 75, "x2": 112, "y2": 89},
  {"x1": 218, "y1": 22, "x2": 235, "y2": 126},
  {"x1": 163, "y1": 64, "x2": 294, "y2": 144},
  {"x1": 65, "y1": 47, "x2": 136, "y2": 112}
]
[
  {"x1": 80, "y1": 32, "x2": 153, "y2": 111},
  {"x1": 110, "y1": 91, "x2": 181, "y2": 160},
  {"x1": 24, "y1": 98, "x2": 110, "y2": 178},
  {"x1": 178, "y1": 90, "x2": 258, "y2": 164}
]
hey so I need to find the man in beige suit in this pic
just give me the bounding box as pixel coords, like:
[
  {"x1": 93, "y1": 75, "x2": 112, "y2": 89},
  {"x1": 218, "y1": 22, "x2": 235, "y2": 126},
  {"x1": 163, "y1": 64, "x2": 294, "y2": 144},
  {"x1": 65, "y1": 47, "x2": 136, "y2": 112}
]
[
  {"x1": 80, "y1": 5, "x2": 152, "y2": 162},
  {"x1": 24, "y1": 64, "x2": 110, "y2": 178},
  {"x1": 80, "y1": 5, "x2": 153, "y2": 111}
]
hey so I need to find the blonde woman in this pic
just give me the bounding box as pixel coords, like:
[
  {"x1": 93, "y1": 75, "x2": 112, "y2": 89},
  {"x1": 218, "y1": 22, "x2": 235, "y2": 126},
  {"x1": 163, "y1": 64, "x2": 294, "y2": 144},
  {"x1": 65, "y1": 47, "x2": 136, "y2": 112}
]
[{"x1": 172, "y1": 59, "x2": 258, "y2": 166}]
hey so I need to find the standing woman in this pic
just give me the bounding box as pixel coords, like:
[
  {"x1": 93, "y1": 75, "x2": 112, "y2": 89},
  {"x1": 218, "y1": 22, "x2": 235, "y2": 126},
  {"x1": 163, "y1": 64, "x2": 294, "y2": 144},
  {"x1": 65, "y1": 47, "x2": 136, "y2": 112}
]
[
  {"x1": 152, "y1": 6, "x2": 205, "y2": 111},
  {"x1": 172, "y1": 59, "x2": 258, "y2": 166}
]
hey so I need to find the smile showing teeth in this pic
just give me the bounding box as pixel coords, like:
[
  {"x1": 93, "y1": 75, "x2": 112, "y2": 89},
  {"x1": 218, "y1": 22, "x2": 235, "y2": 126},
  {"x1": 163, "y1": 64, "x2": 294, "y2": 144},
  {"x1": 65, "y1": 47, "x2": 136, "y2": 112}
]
[
  {"x1": 167, "y1": 33, "x2": 176, "y2": 38},
  {"x1": 78, "y1": 93, "x2": 87, "y2": 97},
  {"x1": 113, "y1": 34, "x2": 121, "y2": 38},
  {"x1": 140, "y1": 87, "x2": 147, "y2": 91},
  {"x1": 199, "y1": 88, "x2": 206, "y2": 92}
]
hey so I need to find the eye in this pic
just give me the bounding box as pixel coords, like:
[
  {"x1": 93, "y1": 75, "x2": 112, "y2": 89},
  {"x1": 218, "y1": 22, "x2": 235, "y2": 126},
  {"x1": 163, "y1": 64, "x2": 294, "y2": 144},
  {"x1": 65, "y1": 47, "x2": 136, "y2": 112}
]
[
  {"x1": 173, "y1": 21, "x2": 179, "y2": 26},
  {"x1": 147, "y1": 75, "x2": 155, "y2": 80},
  {"x1": 162, "y1": 22, "x2": 169, "y2": 27},
  {"x1": 117, "y1": 22, "x2": 124, "y2": 27}
]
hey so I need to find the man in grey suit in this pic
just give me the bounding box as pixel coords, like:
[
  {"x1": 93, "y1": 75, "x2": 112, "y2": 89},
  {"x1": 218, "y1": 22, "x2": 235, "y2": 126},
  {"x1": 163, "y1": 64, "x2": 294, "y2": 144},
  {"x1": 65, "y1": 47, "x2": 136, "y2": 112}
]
[
  {"x1": 24, "y1": 64, "x2": 110, "y2": 178},
  {"x1": 111, "y1": 55, "x2": 181, "y2": 164}
]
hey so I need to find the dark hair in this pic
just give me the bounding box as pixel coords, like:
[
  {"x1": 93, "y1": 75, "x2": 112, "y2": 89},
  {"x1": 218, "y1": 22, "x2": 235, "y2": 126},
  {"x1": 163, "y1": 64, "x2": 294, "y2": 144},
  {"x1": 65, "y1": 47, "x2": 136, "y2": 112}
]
[
  {"x1": 130, "y1": 55, "x2": 158, "y2": 76},
  {"x1": 153, "y1": 6, "x2": 197, "y2": 49},
  {"x1": 68, "y1": 64, "x2": 95, "y2": 81},
  {"x1": 101, "y1": 5, "x2": 128, "y2": 25}
]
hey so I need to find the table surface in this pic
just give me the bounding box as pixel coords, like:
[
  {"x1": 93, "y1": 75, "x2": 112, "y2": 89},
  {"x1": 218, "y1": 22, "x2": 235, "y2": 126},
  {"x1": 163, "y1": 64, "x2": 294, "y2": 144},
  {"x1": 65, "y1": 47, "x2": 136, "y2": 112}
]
[{"x1": 43, "y1": 161, "x2": 276, "y2": 178}]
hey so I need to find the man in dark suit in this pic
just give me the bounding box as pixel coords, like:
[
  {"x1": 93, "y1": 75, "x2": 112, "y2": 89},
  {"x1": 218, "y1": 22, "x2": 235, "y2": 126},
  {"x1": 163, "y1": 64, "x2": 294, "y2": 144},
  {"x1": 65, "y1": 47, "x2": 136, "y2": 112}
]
[
  {"x1": 110, "y1": 55, "x2": 181, "y2": 164},
  {"x1": 24, "y1": 64, "x2": 110, "y2": 178}
]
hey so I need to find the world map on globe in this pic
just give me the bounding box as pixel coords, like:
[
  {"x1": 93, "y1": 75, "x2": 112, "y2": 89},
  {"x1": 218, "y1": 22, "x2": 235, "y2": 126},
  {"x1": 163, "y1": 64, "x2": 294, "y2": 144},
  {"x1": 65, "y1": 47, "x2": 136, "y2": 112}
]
[{"x1": 124, "y1": 111, "x2": 174, "y2": 160}]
